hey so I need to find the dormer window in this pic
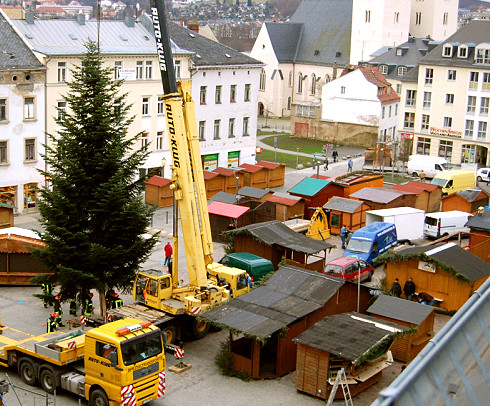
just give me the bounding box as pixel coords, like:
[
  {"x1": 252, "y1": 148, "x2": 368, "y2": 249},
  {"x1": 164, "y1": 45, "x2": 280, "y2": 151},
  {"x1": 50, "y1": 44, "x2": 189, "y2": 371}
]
[
  {"x1": 442, "y1": 44, "x2": 452, "y2": 57},
  {"x1": 396, "y1": 48, "x2": 403, "y2": 56},
  {"x1": 397, "y1": 66, "x2": 407, "y2": 76},
  {"x1": 380, "y1": 65, "x2": 388, "y2": 74},
  {"x1": 458, "y1": 45, "x2": 468, "y2": 59},
  {"x1": 475, "y1": 45, "x2": 490, "y2": 65}
]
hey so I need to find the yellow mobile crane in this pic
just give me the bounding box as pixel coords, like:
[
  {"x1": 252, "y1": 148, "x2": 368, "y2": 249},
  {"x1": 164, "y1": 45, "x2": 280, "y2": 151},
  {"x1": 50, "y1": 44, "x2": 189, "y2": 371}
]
[{"x1": 105, "y1": 0, "x2": 250, "y2": 344}]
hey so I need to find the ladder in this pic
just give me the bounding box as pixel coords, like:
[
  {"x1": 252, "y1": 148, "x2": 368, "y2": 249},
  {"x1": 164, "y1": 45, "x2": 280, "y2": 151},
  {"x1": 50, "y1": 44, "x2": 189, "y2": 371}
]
[{"x1": 326, "y1": 367, "x2": 353, "y2": 406}]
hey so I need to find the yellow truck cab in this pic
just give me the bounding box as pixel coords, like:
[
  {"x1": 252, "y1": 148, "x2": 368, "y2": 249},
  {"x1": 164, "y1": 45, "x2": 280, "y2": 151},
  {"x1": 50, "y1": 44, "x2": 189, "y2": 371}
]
[
  {"x1": 430, "y1": 170, "x2": 476, "y2": 196},
  {"x1": 0, "y1": 316, "x2": 166, "y2": 406}
]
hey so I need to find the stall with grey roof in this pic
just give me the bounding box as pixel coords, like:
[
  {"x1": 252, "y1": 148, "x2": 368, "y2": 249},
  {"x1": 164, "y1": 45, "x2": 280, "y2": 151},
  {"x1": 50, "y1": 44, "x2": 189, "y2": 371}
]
[{"x1": 202, "y1": 265, "x2": 372, "y2": 379}]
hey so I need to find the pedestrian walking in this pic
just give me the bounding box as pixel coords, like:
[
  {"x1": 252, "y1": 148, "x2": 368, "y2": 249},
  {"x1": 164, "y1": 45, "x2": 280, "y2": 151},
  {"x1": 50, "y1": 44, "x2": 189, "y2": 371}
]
[
  {"x1": 46, "y1": 312, "x2": 59, "y2": 333},
  {"x1": 347, "y1": 158, "x2": 353, "y2": 172},
  {"x1": 332, "y1": 149, "x2": 338, "y2": 163},
  {"x1": 324, "y1": 158, "x2": 329, "y2": 171},
  {"x1": 164, "y1": 241, "x2": 173, "y2": 266},
  {"x1": 390, "y1": 278, "x2": 402, "y2": 297},
  {"x1": 340, "y1": 225, "x2": 348, "y2": 249},
  {"x1": 419, "y1": 170, "x2": 426, "y2": 183},
  {"x1": 403, "y1": 277, "x2": 416, "y2": 301}
]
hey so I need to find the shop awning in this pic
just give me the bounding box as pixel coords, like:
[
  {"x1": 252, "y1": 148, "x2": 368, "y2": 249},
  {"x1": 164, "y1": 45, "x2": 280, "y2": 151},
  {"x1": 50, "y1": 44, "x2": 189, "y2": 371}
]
[{"x1": 207, "y1": 201, "x2": 250, "y2": 219}]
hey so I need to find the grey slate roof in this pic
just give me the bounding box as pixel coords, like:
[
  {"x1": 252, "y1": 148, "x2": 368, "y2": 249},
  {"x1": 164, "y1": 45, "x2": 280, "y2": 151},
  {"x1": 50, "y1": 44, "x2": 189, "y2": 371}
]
[
  {"x1": 202, "y1": 265, "x2": 346, "y2": 338},
  {"x1": 290, "y1": 0, "x2": 352, "y2": 66},
  {"x1": 293, "y1": 312, "x2": 406, "y2": 361},
  {"x1": 208, "y1": 192, "x2": 237, "y2": 204},
  {"x1": 10, "y1": 16, "x2": 186, "y2": 56},
  {"x1": 225, "y1": 220, "x2": 333, "y2": 254},
  {"x1": 265, "y1": 23, "x2": 303, "y2": 63},
  {"x1": 0, "y1": 12, "x2": 45, "y2": 70},
  {"x1": 166, "y1": 18, "x2": 261, "y2": 67},
  {"x1": 420, "y1": 20, "x2": 490, "y2": 68},
  {"x1": 455, "y1": 188, "x2": 489, "y2": 202},
  {"x1": 238, "y1": 186, "x2": 269, "y2": 199},
  {"x1": 396, "y1": 243, "x2": 490, "y2": 282},
  {"x1": 323, "y1": 196, "x2": 364, "y2": 213},
  {"x1": 366, "y1": 37, "x2": 430, "y2": 81},
  {"x1": 368, "y1": 294, "x2": 434, "y2": 325},
  {"x1": 466, "y1": 209, "x2": 490, "y2": 231},
  {"x1": 349, "y1": 187, "x2": 403, "y2": 204},
  {"x1": 264, "y1": 0, "x2": 352, "y2": 67}
]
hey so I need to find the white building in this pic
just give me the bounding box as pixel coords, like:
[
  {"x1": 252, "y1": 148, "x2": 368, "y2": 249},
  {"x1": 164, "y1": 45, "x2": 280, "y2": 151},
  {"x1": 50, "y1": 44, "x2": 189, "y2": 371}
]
[
  {"x1": 8, "y1": 12, "x2": 262, "y2": 179},
  {"x1": 409, "y1": 0, "x2": 458, "y2": 41},
  {"x1": 0, "y1": 10, "x2": 46, "y2": 213}
]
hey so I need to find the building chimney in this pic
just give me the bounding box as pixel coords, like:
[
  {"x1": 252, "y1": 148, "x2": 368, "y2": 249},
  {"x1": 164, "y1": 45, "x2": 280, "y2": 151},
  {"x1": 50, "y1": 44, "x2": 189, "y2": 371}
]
[
  {"x1": 124, "y1": 16, "x2": 135, "y2": 27},
  {"x1": 25, "y1": 11, "x2": 34, "y2": 25},
  {"x1": 76, "y1": 12, "x2": 85, "y2": 25},
  {"x1": 187, "y1": 22, "x2": 199, "y2": 34}
]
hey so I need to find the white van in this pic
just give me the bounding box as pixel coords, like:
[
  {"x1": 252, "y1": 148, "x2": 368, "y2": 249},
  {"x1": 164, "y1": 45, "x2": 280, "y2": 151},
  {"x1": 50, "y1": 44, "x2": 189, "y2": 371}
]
[
  {"x1": 407, "y1": 155, "x2": 448, "y2": 178},
  {"x1": 423, "y1": 211, "x2": 472, "y2": 239}
]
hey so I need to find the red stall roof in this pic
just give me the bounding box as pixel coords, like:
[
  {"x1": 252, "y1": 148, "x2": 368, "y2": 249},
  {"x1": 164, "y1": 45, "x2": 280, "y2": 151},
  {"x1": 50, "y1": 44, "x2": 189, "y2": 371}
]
[{"x1": 208, "y1": 201, "x2": 250, "y2": 219}]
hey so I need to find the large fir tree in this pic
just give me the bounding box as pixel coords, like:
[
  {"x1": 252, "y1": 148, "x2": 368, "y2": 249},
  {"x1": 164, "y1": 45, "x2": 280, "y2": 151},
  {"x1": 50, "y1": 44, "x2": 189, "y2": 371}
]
[{"x1": 32, "y1": 41, "x2": 158, "y2": 317}]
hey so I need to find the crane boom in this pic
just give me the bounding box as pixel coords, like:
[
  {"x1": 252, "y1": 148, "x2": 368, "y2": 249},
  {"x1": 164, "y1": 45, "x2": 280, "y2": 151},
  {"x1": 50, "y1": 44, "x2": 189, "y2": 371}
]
[{"x1": 149, "y1": 0, "x2": 215, "y2": 286}]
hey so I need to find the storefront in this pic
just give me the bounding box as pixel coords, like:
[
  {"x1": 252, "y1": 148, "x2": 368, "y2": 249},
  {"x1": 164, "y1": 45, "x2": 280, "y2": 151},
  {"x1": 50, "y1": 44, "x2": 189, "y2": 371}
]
[
  {"x1": 203, "y1": 153, "x2": 218, "y2": 172},
  {"x1": 228, "y1": 151, "x2": 240, "y2": 168}
]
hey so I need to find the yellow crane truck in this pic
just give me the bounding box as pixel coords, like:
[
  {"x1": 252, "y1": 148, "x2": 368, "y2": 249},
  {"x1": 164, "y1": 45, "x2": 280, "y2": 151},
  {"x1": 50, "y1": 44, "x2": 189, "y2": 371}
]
[
  {"x1": 97, "y1": 0, "x2": 250, "y2": 344},
  {"x1": 0, "y1": 315, "x2": 166, "y2": 406}
]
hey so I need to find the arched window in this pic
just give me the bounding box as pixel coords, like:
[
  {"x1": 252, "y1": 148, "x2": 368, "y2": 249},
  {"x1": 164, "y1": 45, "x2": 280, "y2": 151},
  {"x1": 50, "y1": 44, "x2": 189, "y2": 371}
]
[
  {"x1": 287, "y1": 97, "x2": 291, "y2": 110},
  {"x1": 288, "y1": 71, "x2": 293, "y2": 87},
  {"x1": 311, "y1": 74, "x2": 316, "y2": 95},
  {"x1": 297, "y1": 72, "x2": 303, "y2": 93},
  {"x1": 259, "y1": 69, "x2": 266, "y2": 91}
]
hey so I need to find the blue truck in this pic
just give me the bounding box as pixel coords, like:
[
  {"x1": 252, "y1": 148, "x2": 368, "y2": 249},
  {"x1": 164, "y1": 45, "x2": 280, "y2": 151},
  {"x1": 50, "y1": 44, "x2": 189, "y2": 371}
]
[{"x1": 343, "y1": 222, "x2": 397, "y2": 265}]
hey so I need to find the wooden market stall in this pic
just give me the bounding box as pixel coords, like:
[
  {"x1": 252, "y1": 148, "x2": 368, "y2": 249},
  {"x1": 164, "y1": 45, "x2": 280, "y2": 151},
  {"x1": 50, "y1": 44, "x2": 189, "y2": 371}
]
[
  {"x1": 367, "y1": 294, "x2": 435, "y2": 363},
  {"x1": 441, "y1": 188, "x2": 489, "y2": 214},
  {"x1": 265, "y1": 192, "x2": 304, "y2": 221},
  {"x1": 207, "y1": 201, "x2": 250, "y2": 243},
  {"x1": 256, "y1": 161, "x2": 286, "y2": 188},
  {"x1": 240, "y1": 163, "x2": 268, "y2": 189},
  {"x1": 323, "y1": 196, "x2": 369, "y2": 235},
  {"x1": 391, "y1": 184, "x2": 432, "y2": 212},
  {"x1": 202, "y1": 266, "x2": 372, "y2": 380},
  {"x1": 0, "y1": 227, "x2": 50, "y2": 284},
  {"x1": 289, "y1": 177, "x2": 331, "y2": 219},
  {"x1": 349, "y1": 187, "x2": 417, "y2": 210},
  {"x1": 294, "y1": 312, "x2": 408, "y2": 401},
  {"x1": 379, "y1": 243, "x2": 490, "y2": 312},
  {"x1": 238, "y1": 186, "x2": 272, "y2": 202},
  {"x1": 404, "y1": 181, "x2": 442, "y2": 213},
  {"x1": 203, "y1": 170, "x2": 224, "y2": 199},
  {"x1": 224, "y1": 220, "x2": 333, "y2": 271},
  {"x1": 0, "y1": 204, "x2": 14, "y2": 229},
  {"x1": 212, "y1": 167, "x2": 244, "y2": 195},
  {"x1": 144, "y1": 176, "x2": 172, "y2": 207},
  {"x1": 466, "y1": 208, "x2": 490, "y2": 249}
]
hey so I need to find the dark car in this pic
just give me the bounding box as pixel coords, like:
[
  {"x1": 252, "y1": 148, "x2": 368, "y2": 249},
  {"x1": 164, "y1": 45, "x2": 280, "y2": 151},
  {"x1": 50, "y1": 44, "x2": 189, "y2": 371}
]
[{"x1": 322, "y1": 256, "x2": 374, "y2": 282}]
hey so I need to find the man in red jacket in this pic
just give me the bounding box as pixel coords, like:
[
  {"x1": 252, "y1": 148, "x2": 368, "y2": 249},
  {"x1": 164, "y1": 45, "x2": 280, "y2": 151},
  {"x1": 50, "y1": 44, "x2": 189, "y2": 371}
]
[{"x1": 164, "y1": 242, "x2": 173, "y2": 266}]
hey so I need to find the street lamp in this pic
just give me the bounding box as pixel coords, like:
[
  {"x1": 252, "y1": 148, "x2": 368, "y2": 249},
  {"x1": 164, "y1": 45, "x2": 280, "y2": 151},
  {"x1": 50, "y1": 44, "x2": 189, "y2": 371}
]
[{"x1": 161, "y1": 157, "x2": 167, "y2": 178}]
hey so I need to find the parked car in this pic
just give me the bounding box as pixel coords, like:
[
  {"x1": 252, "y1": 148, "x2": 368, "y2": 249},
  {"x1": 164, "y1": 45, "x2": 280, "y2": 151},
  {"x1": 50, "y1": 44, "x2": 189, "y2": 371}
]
[
  {"x1": 476, "y1": 168, "x2": 490, "y2": 182},
  {"x1": 322, "y1": 256, "x2": 374, "y2": 282}
]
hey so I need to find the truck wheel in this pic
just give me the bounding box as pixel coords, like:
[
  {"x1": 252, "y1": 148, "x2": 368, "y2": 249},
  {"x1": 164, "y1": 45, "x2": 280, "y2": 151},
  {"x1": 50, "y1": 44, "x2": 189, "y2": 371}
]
[
  {"x1": 163, "y1": 325, "x2": 179, "y2": 345},
  {"x1": 191, "y1": 319, "x2": 209, "y2": 339},
  {"x1": 90, "y1": 389, "x2": 109, "y2": 406},
  {"x1": 19, "y1": 359, "x2": 37, "y2": 386},
  {"x1": 40, "y1": 368, "x2": 56, "y2": 394},
  {"x1": 412, "y1": 172, "x2": 418, "y2": 177},
  {"x1": 477, "y1": 176, "x2": 482, "y2": 182}
]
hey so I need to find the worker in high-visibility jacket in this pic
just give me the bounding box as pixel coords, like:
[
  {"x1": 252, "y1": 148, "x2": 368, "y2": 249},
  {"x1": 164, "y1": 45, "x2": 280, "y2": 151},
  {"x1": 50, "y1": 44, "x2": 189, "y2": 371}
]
[
  {"x1": 82, "y1": 292, "x2": 94, "y2": 317},
  {"x1": 41, "y1": 283, "x2": 55, "y2": 308},
  {"x1": 106, "y1": 290, "x2": 123, "y2": 310},
  {"x1": 53, "y1": 295, "x2": 64, "y2": 327},
  {"x1": 46, "y1": 312, "x2": 59, "y2": 333}
]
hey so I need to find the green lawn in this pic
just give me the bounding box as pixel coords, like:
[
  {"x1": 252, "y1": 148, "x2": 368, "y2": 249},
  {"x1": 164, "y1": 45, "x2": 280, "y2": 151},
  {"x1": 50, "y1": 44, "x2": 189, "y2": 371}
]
[
  {"x1": 257, "y1": 149, "x2": 320, "y2": 169},
  {"x1": 259, "y1": 134, "x2": 334, "y2": 155}
]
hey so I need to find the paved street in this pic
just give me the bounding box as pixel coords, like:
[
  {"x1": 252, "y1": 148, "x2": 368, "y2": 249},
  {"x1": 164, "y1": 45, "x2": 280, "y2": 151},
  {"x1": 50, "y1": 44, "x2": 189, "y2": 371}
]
[{"x1": 0, "y1": 124, "x2": 462, "y2": 406}]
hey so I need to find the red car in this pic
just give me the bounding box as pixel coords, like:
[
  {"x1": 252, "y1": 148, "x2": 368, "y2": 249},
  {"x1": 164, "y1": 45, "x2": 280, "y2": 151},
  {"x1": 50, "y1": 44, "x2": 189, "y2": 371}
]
[{"x1": 322, "y1": 256, "x2": 374, "y2": 282}]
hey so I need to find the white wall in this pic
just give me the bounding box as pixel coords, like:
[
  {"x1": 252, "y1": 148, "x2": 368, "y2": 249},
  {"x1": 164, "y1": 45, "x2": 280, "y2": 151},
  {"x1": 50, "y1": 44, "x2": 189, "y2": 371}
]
[
  {"x1": 322, "y1": 69, "x2": 380, "y2": 126},
  {"x1": 410, "y1": 0, "x2": 458, "y2": 41}
]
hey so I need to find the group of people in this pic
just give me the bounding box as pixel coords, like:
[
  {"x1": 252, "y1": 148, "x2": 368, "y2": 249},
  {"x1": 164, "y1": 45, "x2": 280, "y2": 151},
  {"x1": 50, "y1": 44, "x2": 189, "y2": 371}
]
[
  {"x1": 323, "y1": 149, "x2": 354, "y2": 173},
  {"x1": 390, "y1": 277, "x2": 435, "y2": 305},
  {"x1": 41, "y1": 283, "x2": 123, "y2": 332}
]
